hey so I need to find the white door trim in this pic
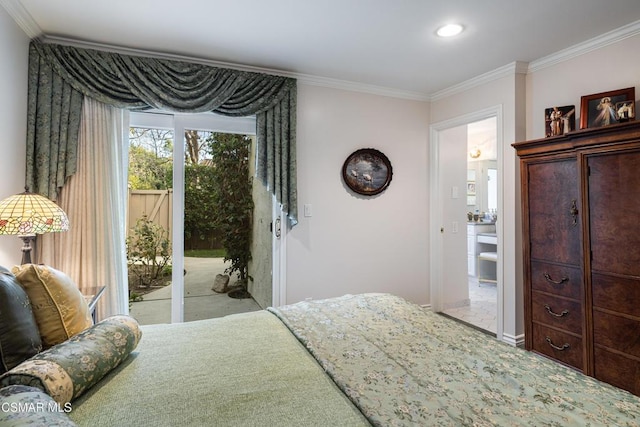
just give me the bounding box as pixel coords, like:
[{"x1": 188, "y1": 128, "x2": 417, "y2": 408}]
[{"x1": 171, "y1": 118, "x2": 186, "y2": 323}]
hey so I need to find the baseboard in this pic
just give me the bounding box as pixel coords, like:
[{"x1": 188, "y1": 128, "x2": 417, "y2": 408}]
[{"x1": 501, "y1": 332, "x2": 525, "y2": 348}]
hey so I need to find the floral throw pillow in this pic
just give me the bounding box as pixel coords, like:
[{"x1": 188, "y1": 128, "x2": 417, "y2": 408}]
[
  {"x1": 0, "y1": 315, "x2": 141, "y2": 405},
  {"x1": 12, "y1": 264, "x2": 93, "y2": 349}
]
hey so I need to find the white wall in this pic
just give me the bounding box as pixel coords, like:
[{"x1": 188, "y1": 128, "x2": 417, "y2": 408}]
[
  {"x1": 287, "y1": 84, "x2": 430, "y2": 305},
  {"x1": 527, "y1": 34, "x2": 640, "y2": 139},
  {"x1": 0, "y1": 6, "x2": 29, "y2": 267}
]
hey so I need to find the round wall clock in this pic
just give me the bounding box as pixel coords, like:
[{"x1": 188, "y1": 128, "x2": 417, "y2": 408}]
[{"x1": 342, "y1": 148, "x2": 393, "y2": 196}]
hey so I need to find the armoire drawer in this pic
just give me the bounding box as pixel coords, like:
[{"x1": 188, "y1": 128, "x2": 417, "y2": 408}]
[
  {"x1": 531, "y1": 261, "x2": 581, "y2": 299},
  {"x1": 593, "y1": 309, "x2": 640, "y2": 358},
  {"x1": 531, "y1": 291, "x2": 582, "y2": 335},
  {"x1": 531, "y1": 324, "x2": 583, "y2": 371}
]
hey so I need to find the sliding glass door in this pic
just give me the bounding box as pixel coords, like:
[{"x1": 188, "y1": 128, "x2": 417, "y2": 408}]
[{"x1": 127, "y1": 112, "x2": 265, "y2": 324}]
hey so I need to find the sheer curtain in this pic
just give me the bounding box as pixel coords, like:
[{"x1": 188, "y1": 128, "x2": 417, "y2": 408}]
[{"x1": 40, "y1": 97, "x2": 129, "y2": 319}]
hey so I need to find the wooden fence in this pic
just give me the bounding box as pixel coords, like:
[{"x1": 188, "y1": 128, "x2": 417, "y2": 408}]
[
  {"x1": 127, "y1": 189, "x2": 221, "y2": 250},
  {"x1": 127, "y1": 189, "x2": 173, "y2": 243}
]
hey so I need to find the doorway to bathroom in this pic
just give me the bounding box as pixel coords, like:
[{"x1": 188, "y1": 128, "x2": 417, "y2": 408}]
[{"x1": 429, "y1": 107, "x2": 503, "y2": 337}]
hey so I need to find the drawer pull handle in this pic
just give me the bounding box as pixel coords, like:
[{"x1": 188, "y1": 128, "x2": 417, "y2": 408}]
[
  {"x1": 543, "y1": 273, "x2": 568, "y2": 285},
  {"x1": 544, "y1": 304, "x2": 569, "y2": 318},
  {"x1": 569, "y1": 199, "x2": 578, "y2": 226},
  {"x1": 546, "y1": 337, "x2": 570, "y2": 351}
]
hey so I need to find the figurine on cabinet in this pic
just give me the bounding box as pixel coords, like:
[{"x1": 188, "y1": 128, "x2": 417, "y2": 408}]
[{"x1": 545, "y1": 105, "x2": 575, "y2": 137}]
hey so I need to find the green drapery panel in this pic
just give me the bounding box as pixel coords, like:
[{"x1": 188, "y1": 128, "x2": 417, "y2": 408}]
[
  {"x1": 26, "y1": 40, "x2": 297, "y2": 225},
  {"x1": 26, "y1": 52, "x2": 83, "y2": 200},
  {"x1": 257, "y1": 89, "x2": 296, "y2": 224}
]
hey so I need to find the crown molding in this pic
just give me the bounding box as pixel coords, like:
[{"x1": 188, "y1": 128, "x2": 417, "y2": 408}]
[
  {"x1": 0, "y1": 0, "x2": 41, "y2": 38},
  {"x1": 429, "y1": 61, "x2": 528, "y2": 102},
  {"x1": 529, "y1": 19, "x2": 640, "y2": 73},
  {"x1": 296, "y1": 74, "x2": 429, "y2": 101}
]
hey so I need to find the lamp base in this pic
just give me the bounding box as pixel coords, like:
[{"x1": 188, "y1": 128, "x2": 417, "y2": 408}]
[{"x1": 19, "y1": 235, "x2": 34, "y2": 265}]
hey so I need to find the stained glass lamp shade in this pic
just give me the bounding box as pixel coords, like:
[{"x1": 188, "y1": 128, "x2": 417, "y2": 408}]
[{"x1": 0, "y1": 190, "x2": 69, "y2": 264}]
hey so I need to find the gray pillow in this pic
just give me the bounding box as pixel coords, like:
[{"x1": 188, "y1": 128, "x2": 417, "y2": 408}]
[{"x1": 0, "y1": 267, "x2": 42, "y2": 373}]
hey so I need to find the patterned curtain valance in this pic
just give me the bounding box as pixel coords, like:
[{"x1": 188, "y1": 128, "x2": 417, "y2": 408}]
[{"x1": 26, "y1": 40, "x2": 297, "y2": 225}]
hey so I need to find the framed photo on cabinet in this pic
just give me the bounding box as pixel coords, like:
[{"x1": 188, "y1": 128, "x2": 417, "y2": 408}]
[{"x1": 580, "y1": 87, "x2": 635, "y2": 129}]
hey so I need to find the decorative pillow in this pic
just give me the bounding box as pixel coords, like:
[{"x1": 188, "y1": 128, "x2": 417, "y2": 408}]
[
  {"x1": 11, "y1": 264, "x2": 93, "y2": 349},
  {"x1": 0, "y1": 315, "x2": 142, "y2": 405},
  {"x1": 0, "y1": 384, "x2": 77, "y2": 426},
  {"x1": 0, "y1": 267, "x2": 42, "y2": 373}
]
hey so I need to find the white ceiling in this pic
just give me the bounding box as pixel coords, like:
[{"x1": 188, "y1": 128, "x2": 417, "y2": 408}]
[{"x1": 4, "y1": 0, "x2": 640, "y2": 98}]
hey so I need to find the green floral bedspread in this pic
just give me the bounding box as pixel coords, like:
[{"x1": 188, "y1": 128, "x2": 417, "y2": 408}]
[{"x1": 268, "y1": 293, "x2": 640, "y2": 427}]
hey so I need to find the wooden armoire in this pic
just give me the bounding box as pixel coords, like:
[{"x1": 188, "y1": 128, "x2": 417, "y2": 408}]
[{"x1": 513, "y1": 120, "x2": 640, "y2": 395}]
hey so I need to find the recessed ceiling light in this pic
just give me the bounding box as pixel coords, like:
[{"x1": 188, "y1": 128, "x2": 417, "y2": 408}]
[{"x1": 436, "y1": 24, "x2": 464, "y2": 38}]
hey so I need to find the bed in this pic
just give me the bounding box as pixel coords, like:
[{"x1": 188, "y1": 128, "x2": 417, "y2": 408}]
[{"x1": 6, "y1": 293, "x2": 640, "y2": 426}]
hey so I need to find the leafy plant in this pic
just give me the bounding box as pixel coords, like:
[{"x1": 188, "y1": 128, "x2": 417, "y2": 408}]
[
  {"x1": 128, "y1": 291, "x2": 144, "y2": 311},
  {"x1": 126, "y1": 214, "x2": 172, "y2": 288},
  {"x1": 128, "y1": 128, "x2": 173, "y2": 190},
  {"x1": 184, "y1": 163, "x2": 218, "y2": 242},
  {"x1": 206, "y1": 133, "x2": 253, "y2": 289}
]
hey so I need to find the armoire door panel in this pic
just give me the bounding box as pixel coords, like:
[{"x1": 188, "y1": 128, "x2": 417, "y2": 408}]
[
  {"x1": 527, "y1": 159, "x2": 581, "y2": 265},
  {"x1": 594, "y1": 347, "x2": 640, "y2": 395},
  {"x1": 588, "y1": 151, "x2": 640, "y2": 276},
  {"x1": 592, "y1": 273, "x2": 640, "y2": 318},
  {"x1": 593, "y1": 310, "x2": 640, "y2": 357}
]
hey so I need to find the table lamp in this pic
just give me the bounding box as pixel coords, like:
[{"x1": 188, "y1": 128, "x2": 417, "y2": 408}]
[{"x1": 0, "y1": 188, "x2": 70, "y2": 264}]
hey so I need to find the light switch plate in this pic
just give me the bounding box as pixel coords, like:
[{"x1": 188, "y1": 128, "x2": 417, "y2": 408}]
[{"x1": 451, "y1": 186, "x2": 459, "y2": 199}]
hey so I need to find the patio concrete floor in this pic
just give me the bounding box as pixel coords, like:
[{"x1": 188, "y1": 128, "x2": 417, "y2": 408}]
[{"x1": 129, "y1": 257, "x2": 262, "y2": 325}]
